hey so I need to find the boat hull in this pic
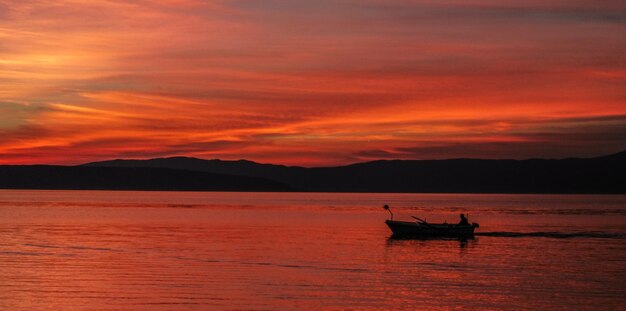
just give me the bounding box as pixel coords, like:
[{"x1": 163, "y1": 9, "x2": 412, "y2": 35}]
[{"x1": 385, "y1": 220, "x2": 476, "y2": 237}]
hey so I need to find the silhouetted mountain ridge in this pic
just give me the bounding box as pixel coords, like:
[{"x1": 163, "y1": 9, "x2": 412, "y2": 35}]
[
  {"x1": 82, "y1": 150, "x2": 626, "y2": 193},
  {"x1": 0, "y1": 165, "x2": 290, "y2": 191}
]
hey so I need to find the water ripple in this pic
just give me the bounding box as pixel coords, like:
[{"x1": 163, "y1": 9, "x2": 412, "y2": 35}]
[{"x1": 476, "y1": 231, "x2": 625, "y2": 239}]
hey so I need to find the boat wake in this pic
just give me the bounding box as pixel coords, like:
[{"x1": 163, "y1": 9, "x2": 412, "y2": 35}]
[{"x1": 476, "y1": 231, "x2": 625, "y2": 239}]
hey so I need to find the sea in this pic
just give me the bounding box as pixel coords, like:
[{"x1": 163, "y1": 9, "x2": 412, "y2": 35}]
[{"x1": 1, "y1": 190, "x2": 625, "y2": 310}]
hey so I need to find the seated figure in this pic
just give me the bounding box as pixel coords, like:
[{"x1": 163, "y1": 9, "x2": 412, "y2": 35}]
[{"x1": 458, "y1": 213, "x2": 469, "y2": 226}]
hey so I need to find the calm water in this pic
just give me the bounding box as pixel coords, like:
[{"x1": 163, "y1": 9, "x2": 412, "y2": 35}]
[{"x1": 1, "y1": 190, "x2": 625, "y2": 310}]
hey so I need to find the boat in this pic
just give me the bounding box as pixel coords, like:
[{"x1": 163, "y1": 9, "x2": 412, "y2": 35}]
[
  {"x1": 385, "y1": 220, "x2": 478, "y2": 237},
  {"x1": 383, "y1": 205, "x2": 479, "y2": 238}
]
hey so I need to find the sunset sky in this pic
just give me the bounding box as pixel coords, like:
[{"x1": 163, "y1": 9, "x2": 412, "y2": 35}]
[{"x1": 1, "y1": 0, "x2": 625, "y2": 166}]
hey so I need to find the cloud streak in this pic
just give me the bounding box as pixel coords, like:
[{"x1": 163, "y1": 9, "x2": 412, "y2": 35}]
[{"x1": 0, "y1": 0, "x2": 624, "y2": 165}]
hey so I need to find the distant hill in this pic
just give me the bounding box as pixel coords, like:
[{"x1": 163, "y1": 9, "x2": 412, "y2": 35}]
[
  {"x1": 84, "y1": 157, "x2": 306, "y2": 188},
  {"x1": 82, "y1": 150, "x2": 626, "y2": 194},
  {"x1": 0, "y1": 165, "x2": 291, "y2": 191}
]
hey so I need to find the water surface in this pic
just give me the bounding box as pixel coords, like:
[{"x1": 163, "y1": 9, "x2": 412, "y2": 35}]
[{"x1": 1, "y1": 190, "x2": 625, "y2": 310}]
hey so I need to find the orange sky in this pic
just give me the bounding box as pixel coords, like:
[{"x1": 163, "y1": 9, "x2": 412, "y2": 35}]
[{"x1": 1, "y1": 0, "x2": 625, "y2": 166}]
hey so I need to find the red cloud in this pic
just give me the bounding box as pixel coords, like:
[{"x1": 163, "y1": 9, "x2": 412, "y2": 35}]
[{"x1": 0, "y1": 0, "x2": 624, "y2": 165}]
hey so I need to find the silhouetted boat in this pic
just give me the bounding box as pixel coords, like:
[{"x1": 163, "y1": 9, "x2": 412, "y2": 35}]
[
  {"x1": 385, "y1": 220, "x2": 478, "y2": 237},
  {"x1": 383, "y1": 204, "x2": 479, "y2": 237}
]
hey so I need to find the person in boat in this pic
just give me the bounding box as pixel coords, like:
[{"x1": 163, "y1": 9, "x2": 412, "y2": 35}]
[{"x1": 458, "y1": 213, "x2": 469, "y2": 226}]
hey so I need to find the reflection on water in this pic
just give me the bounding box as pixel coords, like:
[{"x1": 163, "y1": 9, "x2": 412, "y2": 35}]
[
  {"x1": 386, "y1": 237, "x2": 475, "y2": 261},
  {"x1": 0, "y1": 190, "x2": 625, "y2": 310},
  {"x1": 387, "y1": 235, "x2": 475, "y2": 249}
]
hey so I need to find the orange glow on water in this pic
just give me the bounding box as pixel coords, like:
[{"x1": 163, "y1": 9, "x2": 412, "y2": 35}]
[{"x1": 2, "y1": 191, "x2": 626, "y2": 309}]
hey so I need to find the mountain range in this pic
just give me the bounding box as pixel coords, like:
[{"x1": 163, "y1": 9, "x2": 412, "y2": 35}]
[{"x1": 0, "y1": 150, "x2": 624, "y2": 193}]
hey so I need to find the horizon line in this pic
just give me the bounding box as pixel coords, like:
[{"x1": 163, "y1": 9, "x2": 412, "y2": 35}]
[{"x1": 4, "y1": 148, "x2": 624, "y2": 169}]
